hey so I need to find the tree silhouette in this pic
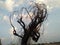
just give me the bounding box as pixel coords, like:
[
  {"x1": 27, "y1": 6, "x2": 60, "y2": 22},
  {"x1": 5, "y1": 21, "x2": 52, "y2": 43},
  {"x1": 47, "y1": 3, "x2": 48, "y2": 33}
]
[{"x1": 10, "y1": 2, "x2": 47, "y2": 45}]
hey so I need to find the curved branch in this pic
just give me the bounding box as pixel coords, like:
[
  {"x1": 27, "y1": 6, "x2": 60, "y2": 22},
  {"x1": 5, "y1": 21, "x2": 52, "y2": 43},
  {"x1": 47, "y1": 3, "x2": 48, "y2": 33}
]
[
  {"x1": 20, "y1": 7, "x2": 32, "y2": 20},
  {"x1": 10, "y1": 14, "x2": 15, "y2": 30},
  {"x1": 9, "y1": 12, "x2": 23, "y2": 38}
]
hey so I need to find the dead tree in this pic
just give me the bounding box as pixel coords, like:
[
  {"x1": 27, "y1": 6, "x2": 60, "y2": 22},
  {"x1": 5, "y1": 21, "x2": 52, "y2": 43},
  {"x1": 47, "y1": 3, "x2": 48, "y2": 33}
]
[{"x1": 10, "y1": 2, "x2": 47, "y2": 45}]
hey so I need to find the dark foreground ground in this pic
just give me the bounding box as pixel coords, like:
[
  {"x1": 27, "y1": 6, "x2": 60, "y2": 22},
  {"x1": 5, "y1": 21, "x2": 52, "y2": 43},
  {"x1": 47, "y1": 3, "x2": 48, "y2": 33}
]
[{"x1": 31, "y1": 42, "x2": 60, "y2": 45}]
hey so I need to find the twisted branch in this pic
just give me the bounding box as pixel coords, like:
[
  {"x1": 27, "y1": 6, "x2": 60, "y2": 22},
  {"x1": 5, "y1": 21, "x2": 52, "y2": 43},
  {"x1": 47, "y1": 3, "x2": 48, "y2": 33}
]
[
  {"x1": 20, "y1": 7, "x2": 32, "y2": 20},
  {"x1": 9, "y1": 12, "x2": 23, "y2": 38}
]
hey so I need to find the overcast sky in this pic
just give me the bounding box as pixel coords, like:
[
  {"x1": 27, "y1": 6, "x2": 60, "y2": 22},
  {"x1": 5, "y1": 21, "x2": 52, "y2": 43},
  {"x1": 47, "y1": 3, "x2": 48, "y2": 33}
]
[{"x1": 0, "y1": 0, "x2": 60, "y2": 45}]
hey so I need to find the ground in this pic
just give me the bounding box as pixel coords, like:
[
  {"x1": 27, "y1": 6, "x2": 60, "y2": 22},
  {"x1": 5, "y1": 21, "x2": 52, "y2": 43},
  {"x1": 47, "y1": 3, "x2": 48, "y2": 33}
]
[{"x1": 31, "y1": 42, "x2": 60, "y2": 45}]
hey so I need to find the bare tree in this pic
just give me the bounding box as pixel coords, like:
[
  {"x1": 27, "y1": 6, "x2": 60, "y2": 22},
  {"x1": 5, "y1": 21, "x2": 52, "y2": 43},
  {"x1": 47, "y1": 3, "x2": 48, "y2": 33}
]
[{"x1": 10, "y1": 2, "x2": 47, "y2": 45}]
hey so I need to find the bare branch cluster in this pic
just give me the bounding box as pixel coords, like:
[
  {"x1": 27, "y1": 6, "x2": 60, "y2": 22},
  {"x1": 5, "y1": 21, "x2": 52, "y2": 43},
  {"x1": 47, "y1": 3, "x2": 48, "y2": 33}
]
[{"x1": 9, "y1": 2, "x2": 47, "y2": 45}]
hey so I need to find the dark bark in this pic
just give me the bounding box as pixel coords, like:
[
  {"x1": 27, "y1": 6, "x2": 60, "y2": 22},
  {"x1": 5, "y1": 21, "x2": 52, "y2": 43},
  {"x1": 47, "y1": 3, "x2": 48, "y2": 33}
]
[
  {"x1": 11, "y1": 3, "x2": 47, "y2": 45},
  {"x1": 16, "y1": 15, "x2": 42, "y2": 45}
]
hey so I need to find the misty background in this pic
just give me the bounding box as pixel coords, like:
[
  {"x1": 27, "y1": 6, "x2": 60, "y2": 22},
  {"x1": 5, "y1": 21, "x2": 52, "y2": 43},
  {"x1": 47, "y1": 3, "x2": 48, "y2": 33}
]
[{"x1": 0, "y1": 0, "x2": 60, "y2": 45}]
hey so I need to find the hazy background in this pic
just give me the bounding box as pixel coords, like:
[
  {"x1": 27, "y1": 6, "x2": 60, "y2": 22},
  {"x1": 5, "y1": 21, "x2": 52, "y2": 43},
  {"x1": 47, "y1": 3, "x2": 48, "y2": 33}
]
[{"x1": 0, "y1": 0, "x2": 60, "y2": 45}]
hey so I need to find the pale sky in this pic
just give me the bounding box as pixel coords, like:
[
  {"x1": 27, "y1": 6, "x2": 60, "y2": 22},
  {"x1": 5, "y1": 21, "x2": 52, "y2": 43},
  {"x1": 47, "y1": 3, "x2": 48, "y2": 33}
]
[{"x1": 0, "y1": 0, "x2": 60, "y2": 45}]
